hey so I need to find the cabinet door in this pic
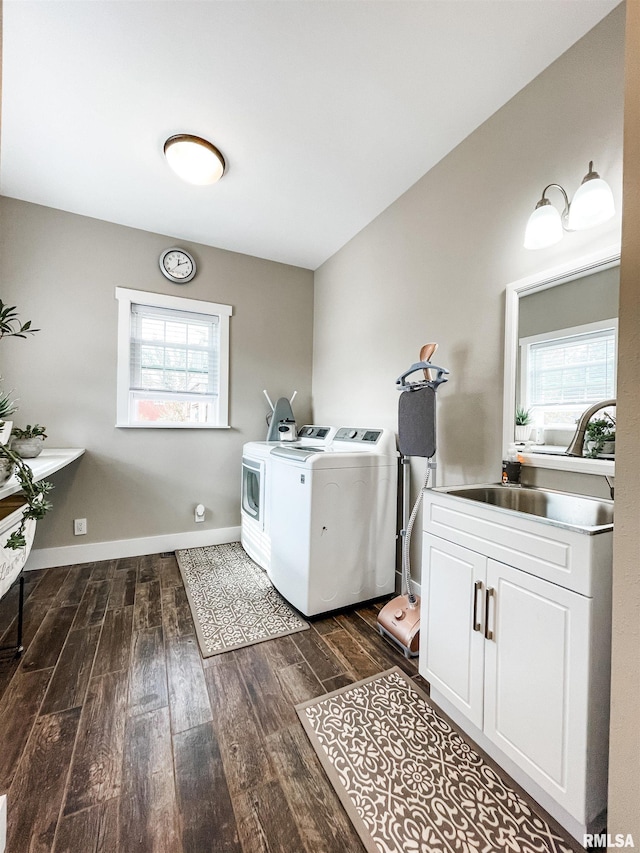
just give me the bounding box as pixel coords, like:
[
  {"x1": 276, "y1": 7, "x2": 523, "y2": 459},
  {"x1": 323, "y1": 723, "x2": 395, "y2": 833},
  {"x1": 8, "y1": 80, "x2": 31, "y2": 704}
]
[
  {"x1": 419, "y1": 534, "x2": 486, "y2": 729},
  {"x1": 483, "y1": 559, "x2": 590, "y2": 821}
]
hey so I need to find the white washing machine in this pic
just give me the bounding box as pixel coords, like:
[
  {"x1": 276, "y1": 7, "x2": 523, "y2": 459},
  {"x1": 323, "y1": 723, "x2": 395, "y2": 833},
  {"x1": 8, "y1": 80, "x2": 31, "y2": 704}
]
[
  {"x1": 240, "y1": 425, "x2": 335, "y2": 573},
  {"x1": 268, "y1": 427, "x2": 399, "y2": 616}
]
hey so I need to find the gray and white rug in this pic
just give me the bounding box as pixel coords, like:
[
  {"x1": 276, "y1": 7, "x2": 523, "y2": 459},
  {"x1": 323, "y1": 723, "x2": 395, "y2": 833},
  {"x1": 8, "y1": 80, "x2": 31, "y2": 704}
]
[
  {"x1": 297, "y1": 667, "x2": 574, "y2": 853},
  {"x1": 175, "y1": 542, "x2": 309, "y2": 657}
]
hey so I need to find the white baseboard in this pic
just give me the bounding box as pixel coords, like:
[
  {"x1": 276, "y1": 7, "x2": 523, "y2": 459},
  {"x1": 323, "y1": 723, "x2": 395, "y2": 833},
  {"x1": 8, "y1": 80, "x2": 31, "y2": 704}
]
[
  {"x1": 24, "y1": 526, "x2": 242, "y2": 570},
  {"x1": 0, "y1": 794, "x2": 6, "y2": 853}
]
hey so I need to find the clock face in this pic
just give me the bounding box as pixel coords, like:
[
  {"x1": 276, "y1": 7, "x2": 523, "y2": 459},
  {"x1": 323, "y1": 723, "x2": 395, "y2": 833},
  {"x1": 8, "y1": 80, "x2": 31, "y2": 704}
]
[{"x1": 159, "y1": 248, "x2": 196, "y2": 283}]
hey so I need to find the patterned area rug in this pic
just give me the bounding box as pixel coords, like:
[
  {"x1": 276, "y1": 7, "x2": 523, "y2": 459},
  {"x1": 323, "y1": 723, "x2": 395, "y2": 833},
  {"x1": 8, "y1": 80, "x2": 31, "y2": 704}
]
[
  {"x1": 175, "y1": 542, "x2": 309, "y2": 657},
  {"x1": 297, "y1": 667, "x2": 574, "y2": 853}
]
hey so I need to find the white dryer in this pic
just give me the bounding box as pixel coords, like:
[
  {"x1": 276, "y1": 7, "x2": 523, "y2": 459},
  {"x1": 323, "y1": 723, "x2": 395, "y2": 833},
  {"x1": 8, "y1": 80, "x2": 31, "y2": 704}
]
[
  {"x1": 240, "y1": 441, "x2": 273, "y2": 572},
  {"x1": 240, "y1": 425, "x2": 335, "y2": 574},
  {"x1": 268, "y1": 427, "x2": 398, "y2": 616}
]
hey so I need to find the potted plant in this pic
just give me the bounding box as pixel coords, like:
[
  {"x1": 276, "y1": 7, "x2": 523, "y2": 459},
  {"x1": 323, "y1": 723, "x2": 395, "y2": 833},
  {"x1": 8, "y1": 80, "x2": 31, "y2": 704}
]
[
  {"x1": 10, "y1": 424, "x2": 48, "y2": 459},
  {"x1": 515, "y1": 406, "x2": 533, "y2": 442},
  {"x1": 0, "y1": 302, "x2": 53, "y2": 549},
  {"x1": 0, "y1": 432, "x2": 15, "y2": 484},
  {"x1": 0, "y1": 442, "x2": 53, "y2": 546},
  {"x1": 0, "y1": 387, "x2": 19, "y2": 446},
  {"x1": 585, "y1": 413, "x2": 616, "y2": 458}
]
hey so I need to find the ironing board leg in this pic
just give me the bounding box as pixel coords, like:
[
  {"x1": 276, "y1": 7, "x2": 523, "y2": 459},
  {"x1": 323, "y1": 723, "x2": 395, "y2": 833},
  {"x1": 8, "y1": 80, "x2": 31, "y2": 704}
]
[
  {"x1": 0, "y1": 573, "x2": 25, "y2": 657},
  {"x1": 16, "y1": 574, "x2": 25, "y2": 655}
]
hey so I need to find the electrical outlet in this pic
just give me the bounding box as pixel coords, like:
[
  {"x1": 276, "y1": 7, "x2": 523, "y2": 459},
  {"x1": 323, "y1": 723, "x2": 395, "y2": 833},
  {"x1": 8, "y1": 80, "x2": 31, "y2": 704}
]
[
  {"x1": 194, "y1": 504, "x2": 205, "y2": 523},
  {"x1": 73, "y1": 518, "x2": 87, "y2": 536}
]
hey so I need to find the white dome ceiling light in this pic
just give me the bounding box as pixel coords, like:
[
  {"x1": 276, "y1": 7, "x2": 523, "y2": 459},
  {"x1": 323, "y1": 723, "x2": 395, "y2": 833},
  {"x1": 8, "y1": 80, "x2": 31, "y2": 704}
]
[{"x1": 164, "y1": 134, "x2": 226, "y2": 186}]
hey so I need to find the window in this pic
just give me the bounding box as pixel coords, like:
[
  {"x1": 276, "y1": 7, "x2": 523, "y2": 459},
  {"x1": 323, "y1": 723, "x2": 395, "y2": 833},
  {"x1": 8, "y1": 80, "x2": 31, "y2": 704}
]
[
  {"x1": 519, "y1": 319, "x2": 617, "y2": 430},
  {"x1": 115, "y1": 288, "x2": 231, "y2": 428}
]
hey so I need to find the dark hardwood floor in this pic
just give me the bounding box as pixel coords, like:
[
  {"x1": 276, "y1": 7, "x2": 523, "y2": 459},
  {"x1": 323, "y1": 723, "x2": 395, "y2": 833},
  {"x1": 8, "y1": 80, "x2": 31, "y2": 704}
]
[
  {"x1": 0, "y1": 552, "x2": 585, "y2": 853},
  {"x1": 0, "y1": 552, "x2": 425, "y2": 853}
]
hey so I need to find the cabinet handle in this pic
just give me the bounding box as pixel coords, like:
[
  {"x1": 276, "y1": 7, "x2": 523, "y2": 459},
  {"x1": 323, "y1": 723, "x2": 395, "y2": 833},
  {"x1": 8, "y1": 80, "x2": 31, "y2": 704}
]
[
  {"x1": 472, "y1": 580, "x2": 483, "y2": 632},
  {"x1": 484, "y1": 587, "x2": 495, "y2": 641}
]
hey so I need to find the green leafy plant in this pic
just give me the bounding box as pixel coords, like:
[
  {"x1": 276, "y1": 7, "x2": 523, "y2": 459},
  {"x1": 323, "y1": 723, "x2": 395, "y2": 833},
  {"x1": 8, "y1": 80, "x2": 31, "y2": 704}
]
[
  {"x1": 515, "y1": 406, "x2": 533, "y2": 426},
  {"x1": 0, "y1": 301, "x2": 52, "y2": 550},
  {"x1": 11, "y1": 424, "x2": 47, "y2": 440},
  {"x1": 585, "y1": 413, "x2": 616, "y2": 458},
  {"x1": 0, "y1": 300, "x2": 39, "y2": 341},
  {"x1": 0, "y1": 387, "x2": 19, "y2": 420},
  {"x1": 0, "y1": 443, "x2": 53, "y2": 548}
]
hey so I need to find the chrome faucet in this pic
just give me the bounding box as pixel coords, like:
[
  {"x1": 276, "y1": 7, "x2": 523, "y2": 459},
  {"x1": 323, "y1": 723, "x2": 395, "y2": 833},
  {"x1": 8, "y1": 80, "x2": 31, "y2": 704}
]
[{"x1": 565, "y1": 399, "x2": 616, "y2": 457}]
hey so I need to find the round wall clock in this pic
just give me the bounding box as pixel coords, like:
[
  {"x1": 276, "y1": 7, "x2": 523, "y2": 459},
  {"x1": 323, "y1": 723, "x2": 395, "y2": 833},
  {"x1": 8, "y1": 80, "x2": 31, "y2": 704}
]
[{"x1": 159, "y1": 247, "x2": 196, "y2": 283}]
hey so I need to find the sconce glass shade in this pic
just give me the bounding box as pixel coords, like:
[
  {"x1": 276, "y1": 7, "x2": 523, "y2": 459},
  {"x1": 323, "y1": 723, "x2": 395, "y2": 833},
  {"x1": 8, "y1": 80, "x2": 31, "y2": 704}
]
[
  {"x1": 523, "y1": 200, "x2": 563, "y2": 250},
  {"x1": 524, "y1": 162, "x2": 614, "y2": 250},
  {"x1": 567, "y1": 166, "x2": 615, "y2": 231},
  {"x1": 164, "y1": 134, "x2": 226, "y2": 185}
]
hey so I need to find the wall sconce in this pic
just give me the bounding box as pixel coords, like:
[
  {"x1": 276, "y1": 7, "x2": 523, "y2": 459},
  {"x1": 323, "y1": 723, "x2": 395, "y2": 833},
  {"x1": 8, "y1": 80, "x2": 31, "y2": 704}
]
[
  {"x1": 164, "y1": 134, "x2": 226, "y2": 185},
  {"x1": 524, "y1": 161, "x2": 614, "y2": 250}
]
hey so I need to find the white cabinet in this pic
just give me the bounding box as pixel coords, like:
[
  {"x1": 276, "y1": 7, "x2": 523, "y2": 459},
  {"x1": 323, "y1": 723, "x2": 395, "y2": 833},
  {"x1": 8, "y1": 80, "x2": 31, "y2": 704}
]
[
  {"x1": 419, "y1": 490, "x2": 612, "y2": 843},
  {"x1": 483, "y1": 558, "x2": 590, "y2": 814},
  {"x1": 421, "y1": 537, "x2": 485, "y2": 729}
]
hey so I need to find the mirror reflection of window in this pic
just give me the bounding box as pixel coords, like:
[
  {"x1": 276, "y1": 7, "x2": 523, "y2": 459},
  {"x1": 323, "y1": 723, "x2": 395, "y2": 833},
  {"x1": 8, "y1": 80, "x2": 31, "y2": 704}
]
[
  {"x1": 517, "y1": 266, "x2": 619, "y2": 454},
  {"x1": 519, "y1": 321, "x2": 617, "y2": 449}
]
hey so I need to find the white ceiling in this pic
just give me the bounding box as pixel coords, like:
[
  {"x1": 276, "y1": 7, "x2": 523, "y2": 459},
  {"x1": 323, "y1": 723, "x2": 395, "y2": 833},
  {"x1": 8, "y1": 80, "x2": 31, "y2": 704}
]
[{"x1": 1, "y1": 0, "x2": 619, "y2": 270}]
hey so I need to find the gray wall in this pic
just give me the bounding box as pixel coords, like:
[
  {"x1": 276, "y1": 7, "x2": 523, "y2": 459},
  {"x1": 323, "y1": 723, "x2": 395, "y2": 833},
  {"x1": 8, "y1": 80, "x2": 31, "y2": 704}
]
[
  {"x1": 518, "y1": 265, "x2": 619, "y2": 339},
  {"x1": 0, "y1": 198, "x2": 313, "y2": 550},
  {"x1": 312, "y1": 7, "x2": 625, "y2": 580}
]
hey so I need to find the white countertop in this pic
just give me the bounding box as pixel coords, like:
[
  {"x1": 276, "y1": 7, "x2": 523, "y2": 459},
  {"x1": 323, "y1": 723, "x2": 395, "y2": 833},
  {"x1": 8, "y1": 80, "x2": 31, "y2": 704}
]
[{"x1": 0, "y1": 448, "x2": 85, "y2": 502}]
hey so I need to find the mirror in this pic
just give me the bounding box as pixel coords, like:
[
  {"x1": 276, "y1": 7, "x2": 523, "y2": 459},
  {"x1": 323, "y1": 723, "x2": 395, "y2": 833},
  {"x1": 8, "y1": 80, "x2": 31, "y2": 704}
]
[{"x1": 503, "y1": 247, "x2": 620, "y2": 475}]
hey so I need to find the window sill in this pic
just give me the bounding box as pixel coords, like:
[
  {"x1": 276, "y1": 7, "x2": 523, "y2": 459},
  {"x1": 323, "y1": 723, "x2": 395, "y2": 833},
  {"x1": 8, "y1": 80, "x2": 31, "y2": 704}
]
[
  {"x1": 115, "y1": 423, "x2": 230, "y2": 429},
  {"x1": 520, "y1": 449, "x2": 614, "y2": 476}
]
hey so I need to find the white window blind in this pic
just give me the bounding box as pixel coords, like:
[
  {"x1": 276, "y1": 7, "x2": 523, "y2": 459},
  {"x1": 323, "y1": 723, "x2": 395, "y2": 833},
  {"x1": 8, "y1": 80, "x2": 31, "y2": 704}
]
[
  {"x1": 131, "y1": 301, "x2": 218, "y2": 389},
  {"x1": 520, "y1": 322, "x2": 616, "y2": 429},
  {"x1": 115, "y1": 288, "x2": 231, "y2": 428},
  {"x1": 528, "y1": 329, "x2": 616, "y2": 405}
]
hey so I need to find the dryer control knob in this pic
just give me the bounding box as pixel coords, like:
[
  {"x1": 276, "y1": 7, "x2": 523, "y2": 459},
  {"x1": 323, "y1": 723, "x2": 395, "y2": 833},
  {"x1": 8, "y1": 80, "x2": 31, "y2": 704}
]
[{"x1": 394, "y1": 609, "x2": 405, "y2": 620}]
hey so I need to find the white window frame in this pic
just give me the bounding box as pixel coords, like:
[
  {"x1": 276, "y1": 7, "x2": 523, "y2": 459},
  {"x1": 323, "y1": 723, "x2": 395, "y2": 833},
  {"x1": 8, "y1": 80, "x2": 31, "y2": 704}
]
[
  {"x1": 115, "y1": 287, "x2": 232, "y2": 429},
  {"x1": 519, "y1": 318, "x2": 618, "y2": 431}
]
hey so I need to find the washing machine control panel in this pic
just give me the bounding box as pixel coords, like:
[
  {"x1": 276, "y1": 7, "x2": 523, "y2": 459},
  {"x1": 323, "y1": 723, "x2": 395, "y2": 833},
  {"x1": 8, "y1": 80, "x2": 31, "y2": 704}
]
[
  {"x1": 298, "y1": 425, "x2": 331, "y2": 439},
  {"x1": 334, "y1": 428, "x2": 382, "y2": 443}
]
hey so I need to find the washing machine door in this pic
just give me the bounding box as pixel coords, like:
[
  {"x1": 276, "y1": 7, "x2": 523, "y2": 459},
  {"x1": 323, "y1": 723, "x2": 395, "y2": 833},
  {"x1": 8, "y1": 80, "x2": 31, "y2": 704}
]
[{"x1": 241, "y1": 457, "x2": 264, "y2": 527}]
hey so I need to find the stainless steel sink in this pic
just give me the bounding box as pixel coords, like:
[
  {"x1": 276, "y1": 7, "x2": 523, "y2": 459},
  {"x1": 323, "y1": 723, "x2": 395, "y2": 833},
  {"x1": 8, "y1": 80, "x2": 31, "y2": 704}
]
[{"x1": 438, "y1": 485, "x2": 613, "y2": 533}]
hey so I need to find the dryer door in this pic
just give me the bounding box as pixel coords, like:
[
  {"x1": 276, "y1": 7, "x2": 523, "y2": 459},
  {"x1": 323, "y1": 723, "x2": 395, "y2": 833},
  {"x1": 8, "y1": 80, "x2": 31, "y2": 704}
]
[{"x1": 241, "y1": 457, "x2": 264, "y2": 528}]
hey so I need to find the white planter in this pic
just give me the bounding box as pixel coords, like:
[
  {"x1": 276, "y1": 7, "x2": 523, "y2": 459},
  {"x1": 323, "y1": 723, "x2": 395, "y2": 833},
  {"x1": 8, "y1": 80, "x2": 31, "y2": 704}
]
[
  {"x1": 0, "y1": 421, "x2": 13, "y2": 446},
  {"x1": 601, "y1": 440, "x2": 615, "y2": 455},
  {"x1": 0, "y1": 458, "x2": 14, "y2": 486},
  {"x1": 10, "y1": 437, "x2": 45, "y2": 458},
  {"x1": 515, "y1": 424, "x2": 532, "y2": 442},
  {"x1": 585, "y1": 439, "x2": 615, "y2": 457},
  {"x1": 0, "y1": 511, "x2": 36, "y2": 600}
]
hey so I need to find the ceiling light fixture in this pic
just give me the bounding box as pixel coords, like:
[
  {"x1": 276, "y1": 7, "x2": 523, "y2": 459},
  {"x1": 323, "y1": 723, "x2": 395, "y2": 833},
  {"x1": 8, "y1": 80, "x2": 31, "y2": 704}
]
[
  {"x1": 163, "y1": 134, "x2": 226, "y2": 185},
  {"x1": 524, "y1": 161, "x2": 614, "y2": 250}
]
